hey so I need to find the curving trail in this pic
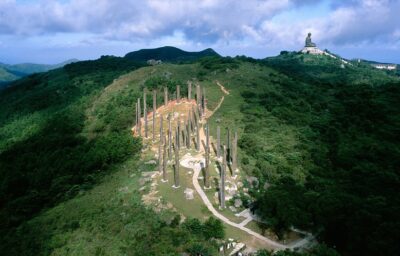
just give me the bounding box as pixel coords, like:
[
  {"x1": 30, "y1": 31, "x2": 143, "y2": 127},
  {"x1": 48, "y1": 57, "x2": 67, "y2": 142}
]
[
  {"x1": 190, "y1": 80, "x2": 314, "y2": 251},
  {"x1": 191, "y1": 81, "x2": 287, "y2": 249},
  {"x1": 191, "y1": 163, "x2": 288, "y2": 249},
  {"x1": 216, "y1": 80, "x2": 230, "y2": 95}
]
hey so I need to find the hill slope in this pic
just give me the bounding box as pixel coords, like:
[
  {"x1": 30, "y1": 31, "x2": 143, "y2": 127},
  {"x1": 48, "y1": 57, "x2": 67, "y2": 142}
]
[
  {"x1": 0, "y1": 59, "x2": 78, "y2": 85},
  {"x1": 0, "y1": 53, "x2": 399, "y2": 256},
  {"x1": 124, "y1": 46, "x2": 220, "y2": 63}
]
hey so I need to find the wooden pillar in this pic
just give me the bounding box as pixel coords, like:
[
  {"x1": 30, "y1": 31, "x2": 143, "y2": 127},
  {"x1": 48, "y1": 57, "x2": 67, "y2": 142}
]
[
  {"x1": 205, "y1": 149, "x2": 210, "y2": 188},
  {"x1": 188, "y1": 81, "x2": 192, "y2": 100},
  {"x1": 158, "y1": 139, "x2": 162, "y2": 173},
  {"x1": 198, "y1": 105, "x2": 201, "y2": 122},
  {"x1": 220, "y1": 145, "x2": 226, "y2": 208},
  {"x1": 144, "y1": 89, "x2": 148, "y2": 138},
  {"x1": 232, "y1": 131, "x2": 238, "y2": 171},
  {"x1": 135, "y1": 102, "x2": 138, "y2": 134},
  {"x1": 226, "y1": 129, "x2": 230, "y2": 164},
  {"x1": 206, "y1": 122, "x2": 210, "y2": 153},
  {"x1": 168, "y1": 114, "x2": 172, "y2": 160},
  {"x1": 173, "y1": 141, "x2": 180, "y2": 188},
  {"x1": 164, "y1": 87, "x2": 168, "y2": 106},
  {"x1": 187, "y1": 115, "x2": 191, "y2": 148},
  {"x1": 152, "y1": 90, "x2": 156, "y2": 141},
  {"x1": 202, "y1": 86, "x2": 206, "y2": 116},
  {"x1": 162, "y1": 138, "x2": 168, "y2": 182},
  {"x1": 192, "y1": 105, "x2": 198, "y2": 127},
  {"x1": 159, "y1": 115, "x2": 163, "y2": 144},
  {"x1": 196, "y1": 84, "x2": 200, "y2": 106},
  {"x1": 137, "y1": 98, "x2": 141, "y2": 136},
  {"x1": 196, "y1": 121, "x2": 200, "y2": 151},
  {"x1": 177, "y1": 85, "x2": 180, "y2": 103},
  {"x1": 217, "y1": 126, "x2": 221, "y2": 158},
  {"x1": 182, "y1": 120, "x2": 186, "y2": 149},
  {"x1": 177, "y1": 117, "x2": 181, "y2": 150}
]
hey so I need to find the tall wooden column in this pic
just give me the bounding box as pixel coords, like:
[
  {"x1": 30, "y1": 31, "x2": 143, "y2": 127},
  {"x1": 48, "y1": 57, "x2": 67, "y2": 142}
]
[
  {"x1": 168, "y1": 114, "x2": 172, "y2": 160},
  {"x1": 177, "y1": 85, "x2": 180, "y2": 103},
  {"x1": 196, "y1": 122, "x2": 200, "y2": 151},
  {"x1": 217, "y1": 126, "x2": 221, "y2": 158},
  {"x1": 188, "y1": 81, "x2": 192, "y2": 100},
  {"x1": 137, "y1": 98, "x2": 141, "y2": 136},
  {"x1": 159, "y1": 115, "x2": 163, "y2": 144},
  {"x1": 202, "y1": 87, "x2": 206, "y2": 116},
  {"x1": 220, "y1": 145, "x2": 226, "y2": 208},
  {"x1": 164, "y1": 87, "x2": 168, "y2": 106},
  {"x1": 187, "y1": 115, "x2": 191, "y2": 148},
  {"x1": 162, "y1": 138, "x2": 168, "y2": 182},
  {"x1": 206, "y1": 122, "x2": 210, "y2": 154},
  {"x1": 182, "y1": 120, "x2": 186, "y2": 149},
  {"x1": 226, "y1": 129, "x2": 230, "y2": 163},
  {"x1": 232, "y1": 131, "x2": 238, "y2": 171},
  {"x1": 135, "y1": 102, "x2": 138, "y2": 134},
  {"x1": 158, "y1": 140, "x2": 162, "y2": 173},
  {"x1": 205, "y1": 123, "x2": 210, "y2": 188},
  {"x1": 173, "y1": 140, "x2": 180, "y2": 188},
  {"x1": 205, "y1": 149, "x2": 210, "y2": 188},
  {"x1": 177, "y1": 117, "x2": 181, "y2": 150},
  {"x1": 144, "y1": 89, "x2": 148, "y2": 138},
  {"x1": 196, "y1": 84, "x2": 200, "y2": 106},
  {"x1": 152, "y1": 90, "x2": 156, "y2": 141}
]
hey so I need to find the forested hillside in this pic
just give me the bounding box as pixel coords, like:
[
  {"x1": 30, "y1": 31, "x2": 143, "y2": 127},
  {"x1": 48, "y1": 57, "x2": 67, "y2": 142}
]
[
  {"x1": 0, "y1": 59, "x2": 78, "y2": 85},
  {"x1": 0, "y1": 52, "x2": 399, "y2": 255},
  {"x1": 124, "y1": 46, "x2": 220, "y2": 63}
]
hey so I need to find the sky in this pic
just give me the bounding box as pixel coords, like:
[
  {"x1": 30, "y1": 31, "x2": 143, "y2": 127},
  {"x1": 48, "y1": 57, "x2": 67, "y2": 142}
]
[{"x1": 0, "y1": 0, "x2": 399, "y2": 64}]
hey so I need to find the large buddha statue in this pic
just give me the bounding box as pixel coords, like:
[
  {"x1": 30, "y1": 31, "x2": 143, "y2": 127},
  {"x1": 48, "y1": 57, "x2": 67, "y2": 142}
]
[{"x1": 305, "y1": 32, "x2": 316, "y2": 47}]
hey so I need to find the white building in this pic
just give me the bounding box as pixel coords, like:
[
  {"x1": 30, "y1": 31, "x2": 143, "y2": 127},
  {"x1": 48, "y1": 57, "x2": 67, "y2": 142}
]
[{"x1": 371, "y1": 64, "x2": 397, "y2": 70}]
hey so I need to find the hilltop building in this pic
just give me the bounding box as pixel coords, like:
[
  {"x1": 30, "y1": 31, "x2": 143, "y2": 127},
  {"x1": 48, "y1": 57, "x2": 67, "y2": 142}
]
[
  {"x1": 371, "y1": 63, "x2": 397, "y2": 70},
  {"x1": 147, "y1": 59, "x2": 162, "y2": 65}
]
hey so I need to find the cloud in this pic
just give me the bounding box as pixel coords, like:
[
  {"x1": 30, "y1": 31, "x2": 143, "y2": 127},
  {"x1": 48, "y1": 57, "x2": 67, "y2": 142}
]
[
  {"x1": 0, "y1": 0, "x2": 399, "y2": 63},
  {"x1": 0, "y1": 0, "x2": 309, "y2": 40}
]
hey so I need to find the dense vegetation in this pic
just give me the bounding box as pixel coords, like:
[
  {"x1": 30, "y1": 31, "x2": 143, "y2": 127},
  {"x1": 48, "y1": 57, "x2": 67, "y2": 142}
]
[
  {"x1": 0, "y1": 59, "x2": 77, "y2": 84},
  {"x1": 0, "y1": 56, "x2": 144, "y2": 234},
  {"x1": 124, "y1": 46, "x2": 220, "y2": 63},
  {"x1": 236, "y1": 53, "x2": 400, "y2": 256},
  {"x1": 1, "y1": 49, "x2": 399, "y2": 255},
  {"x1": 0, "y1": 55, "x2": 228, "y2": 255}
]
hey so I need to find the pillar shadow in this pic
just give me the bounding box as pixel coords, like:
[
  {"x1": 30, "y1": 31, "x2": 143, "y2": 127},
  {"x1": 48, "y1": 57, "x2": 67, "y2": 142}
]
[
  {"x1": 215, "y1": 160, "x2": 222, "y2": 176},
  {"x1": 211, "y1": 142, "x2": 217, "y2": 156},
  {"x1": 213, "y1": 177, "x2": 219, "y2": 191},
  {"x1": 193, "y1": 137, "x2": 198, "y2": 150},
  {"x1": 200, "y1": 162, "x2": 206, "y2": 186},
  {"x1": 201, "y1": 139, "x2": 207, "y2": 152},
  {"x1": 227, "y1": 164, "x2": 233, "y2": 176}
]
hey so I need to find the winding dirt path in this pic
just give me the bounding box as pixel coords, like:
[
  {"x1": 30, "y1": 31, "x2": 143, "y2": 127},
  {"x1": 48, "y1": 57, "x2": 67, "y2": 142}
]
[
  {"x1": 191, "y1": 165, "x2": 288, "y2": 249},
  {"x1": 192, "y1": 80, "x2": 314, "y2": 251},
  {"x1": 192, "y1": 81, "x2": 287, "y2": 249},
  {"x1": 217, "y1": 80, "x2": 230, "y2": 95}
]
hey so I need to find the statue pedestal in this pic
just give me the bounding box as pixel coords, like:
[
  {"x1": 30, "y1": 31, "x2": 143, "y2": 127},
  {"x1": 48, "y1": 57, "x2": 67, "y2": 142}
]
[{"x1": 301, "y1": 46, "x2": 325, "y2": 55}]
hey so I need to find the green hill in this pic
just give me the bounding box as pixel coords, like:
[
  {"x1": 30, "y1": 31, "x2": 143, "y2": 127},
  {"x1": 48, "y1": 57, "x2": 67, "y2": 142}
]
[
  {"x1": 124, "y1": 46, "x2": 220, "y2": 63},
  {"x1": 0, "y1": 51, "x2": 399, "y2": 256},
  {"x1": 0, "y1": 59, "x2": 78, "y2": 85},
  {"x1": 0, "y1": 67, "x2": 19, "y2": 82}
]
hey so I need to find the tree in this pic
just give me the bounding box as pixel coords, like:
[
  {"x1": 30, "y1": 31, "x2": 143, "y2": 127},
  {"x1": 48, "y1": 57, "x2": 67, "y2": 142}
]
[{"x1": 203, "y1": 217, "x2": 225, "y2": 239}]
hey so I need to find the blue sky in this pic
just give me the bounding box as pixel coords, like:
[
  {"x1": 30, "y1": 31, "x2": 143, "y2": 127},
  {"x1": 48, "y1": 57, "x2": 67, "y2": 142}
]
[{"x1": 0, "y1": 0, "x2": 399, "y2": 64}]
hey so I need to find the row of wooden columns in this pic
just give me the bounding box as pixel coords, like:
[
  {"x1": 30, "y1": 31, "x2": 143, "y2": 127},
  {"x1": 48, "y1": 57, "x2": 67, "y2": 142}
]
[
  {"x1": 135, "y1": 84, "x2": 238, "y2": 208},
  {"x1": 135, "y1": 82, "x2": 206, "y2": 138}
]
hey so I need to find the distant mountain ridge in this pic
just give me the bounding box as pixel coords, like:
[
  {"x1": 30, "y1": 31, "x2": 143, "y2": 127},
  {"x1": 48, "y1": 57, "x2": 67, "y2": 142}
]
[
  {"x1": 124, "y1": 46, "x2": 220, "y2": 63},
  {"x1": 0, "y1": 59, "x2": 78, "y2": 86}
]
